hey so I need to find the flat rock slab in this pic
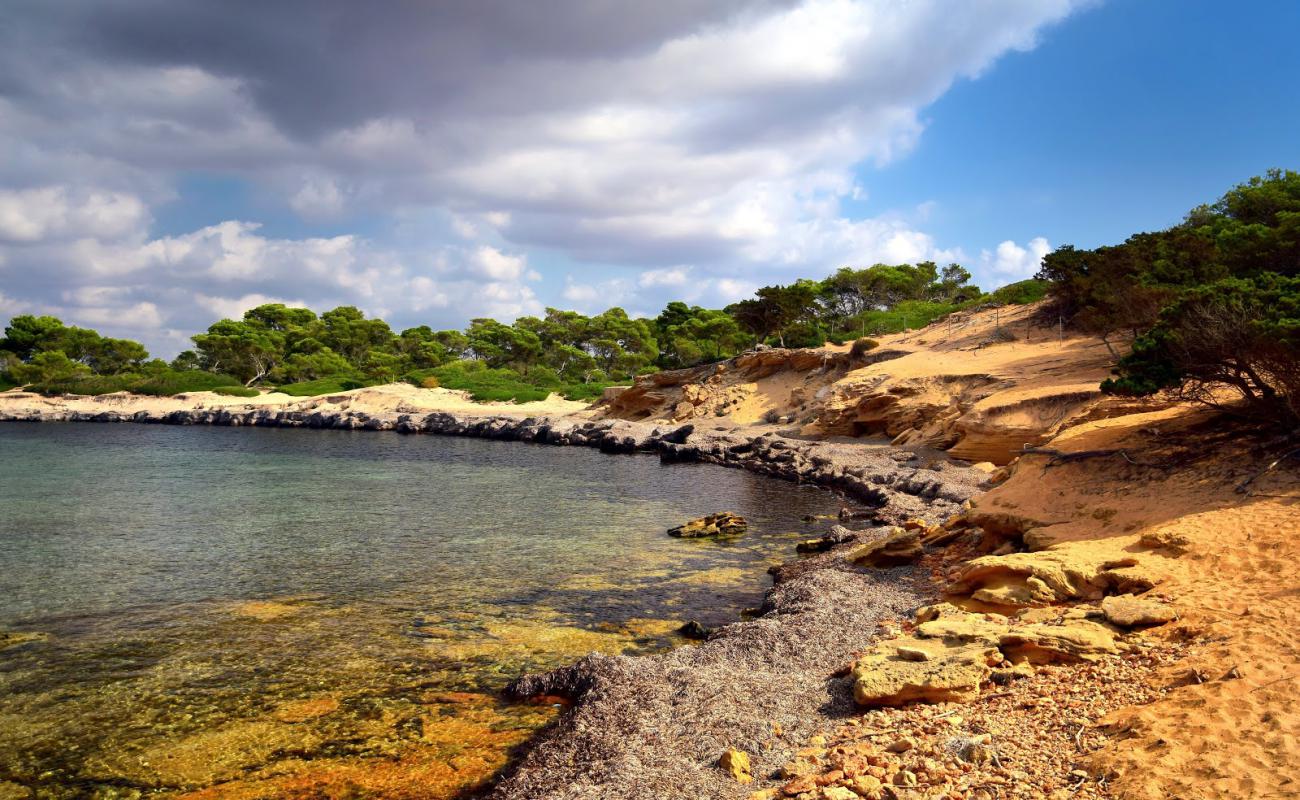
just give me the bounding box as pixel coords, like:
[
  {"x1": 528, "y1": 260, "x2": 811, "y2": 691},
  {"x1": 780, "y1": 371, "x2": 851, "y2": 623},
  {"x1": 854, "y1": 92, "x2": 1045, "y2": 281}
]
[{"x1": 1101, "y1": 594, "x2": 1177, "y2": 628}]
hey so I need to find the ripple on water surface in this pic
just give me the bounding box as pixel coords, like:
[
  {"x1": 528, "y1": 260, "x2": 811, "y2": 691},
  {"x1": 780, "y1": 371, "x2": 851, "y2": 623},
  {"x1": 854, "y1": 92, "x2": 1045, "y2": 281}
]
[{"x1": 0, "y1": 424, "x2": 851, "y2": 798}]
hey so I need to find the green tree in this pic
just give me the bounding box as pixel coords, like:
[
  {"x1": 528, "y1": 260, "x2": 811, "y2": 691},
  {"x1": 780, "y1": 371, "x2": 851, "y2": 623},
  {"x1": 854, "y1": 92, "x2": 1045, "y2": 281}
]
[
  {"x1": 192, "y1": 319, "x2": 286, "y2": 385},
  {"x1": 9, "y1": 350, "x2": 91, "y2": 385}
]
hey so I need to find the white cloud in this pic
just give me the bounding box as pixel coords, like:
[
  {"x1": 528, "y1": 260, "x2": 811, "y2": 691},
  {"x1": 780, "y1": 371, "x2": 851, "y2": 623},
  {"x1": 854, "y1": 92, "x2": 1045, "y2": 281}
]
[
  {"x1": 982, "y1": 236, "x2": 1052, "y2": 282},
  {"x1": 638, "y1": 266, "x2": 692, "y2": 288}
]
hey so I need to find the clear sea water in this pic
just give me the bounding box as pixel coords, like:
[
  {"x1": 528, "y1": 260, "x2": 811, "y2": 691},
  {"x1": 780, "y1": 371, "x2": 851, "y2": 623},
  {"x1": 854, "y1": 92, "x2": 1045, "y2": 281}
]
[{"x1": 0, "y1": 423, "x2": 846, "y2": 799}]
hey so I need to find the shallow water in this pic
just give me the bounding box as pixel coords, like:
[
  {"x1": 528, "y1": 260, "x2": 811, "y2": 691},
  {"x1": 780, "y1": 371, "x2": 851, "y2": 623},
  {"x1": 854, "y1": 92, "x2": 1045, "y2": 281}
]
[{"x1": 0, "y1": 424, "x2": 848, "y2": 799}]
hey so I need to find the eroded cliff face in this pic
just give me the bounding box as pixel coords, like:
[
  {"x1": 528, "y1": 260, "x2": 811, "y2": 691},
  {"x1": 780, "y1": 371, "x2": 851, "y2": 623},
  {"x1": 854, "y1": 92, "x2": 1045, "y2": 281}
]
[{"x1": 601, "y1": 302, "x2": 1163, "y2": 465}]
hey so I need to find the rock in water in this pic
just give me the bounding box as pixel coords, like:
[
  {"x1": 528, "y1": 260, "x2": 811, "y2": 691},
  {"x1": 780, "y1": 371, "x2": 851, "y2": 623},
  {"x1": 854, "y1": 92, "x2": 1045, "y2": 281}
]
[
  {"x1": 677, "y1": 620, "x2": 712, "y2": 640},
  {"x1": 667, "y1": 512, "x2": 747, "y2": 538}
]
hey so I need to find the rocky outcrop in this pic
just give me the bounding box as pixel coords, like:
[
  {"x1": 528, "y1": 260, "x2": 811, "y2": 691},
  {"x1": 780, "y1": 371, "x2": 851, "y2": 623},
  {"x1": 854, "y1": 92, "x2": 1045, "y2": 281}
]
[
  {"x1": 945, "y1": 548, "x2": 1157, "y2": 607},
  {"x1": 668, "y1": 512, "x2": 747, "y2": 538},
  {"x1": 850, "y1": 605, "x2": 1121, "y2": 708}
]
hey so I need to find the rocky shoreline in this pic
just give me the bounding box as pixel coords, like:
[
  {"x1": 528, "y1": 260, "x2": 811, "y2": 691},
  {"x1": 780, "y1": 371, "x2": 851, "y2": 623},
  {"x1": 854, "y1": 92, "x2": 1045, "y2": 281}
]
[{"x1": 1, "y1": 399, "x2": 991, "y2": 800}]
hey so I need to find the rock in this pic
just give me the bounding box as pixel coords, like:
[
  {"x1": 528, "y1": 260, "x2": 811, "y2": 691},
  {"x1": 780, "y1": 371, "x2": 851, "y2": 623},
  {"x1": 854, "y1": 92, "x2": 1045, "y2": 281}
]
[
  {"x1": 719, "y1": 748, "x2": 753, "y2": 783},
  {"x1": 990, "y1": 661, "x2": 1035, "y2": 684},
  {"x1": 893, "y1": 769, "x2": 918, "y2": 787},
  {"x1": 849, "y1": 775, "x2": 883, "y2": 797},
  {"x1": 1101, "y1": 594, "x2": 1177, "y2": 628},
  {"x1": 851, "y1": 640, "x2": 1000, "y2": 707},
  {"x1": 885, "y1": 737, "x2": 915, "y2": 753},
  {"x1": 895, "y1": 645, "x2": 931, "y2": 662},
  {"x1": 947, "y1": 548, "x2": 1157, "y2": 607},
  {"x1": 822, "y1": 788, "x2": 858, "y2": 800},
  {"x1": 748, "y1": 790, "x2": 780, "y2": 800},
  {"x1": 668, "y1": 512, "x2": 748, "y2": 538},
  {"x1": 848, "y1": 528, "x2": 923, "y2": 568},
  {"x1": 677, "y1": 620, "x2": 712, "y2": 640}
]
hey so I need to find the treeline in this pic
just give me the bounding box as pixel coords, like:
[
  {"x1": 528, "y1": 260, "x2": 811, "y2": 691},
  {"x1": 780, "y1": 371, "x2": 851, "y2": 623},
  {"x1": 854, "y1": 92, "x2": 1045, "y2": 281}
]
[
  {"x1": 1042, "y1": 168, "x2": 1299, "y2": 427},
  {"x1": 0, "y1": 261, "x2": 1044, "y2": 400}
]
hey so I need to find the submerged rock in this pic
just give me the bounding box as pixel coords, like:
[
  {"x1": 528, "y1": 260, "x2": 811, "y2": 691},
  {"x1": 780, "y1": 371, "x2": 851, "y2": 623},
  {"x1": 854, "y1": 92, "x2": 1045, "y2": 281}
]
[
  {"x1": 677, "y1": 620, "x2": 713, "y2": 640},
  {"x1": 667, "y1": 512, "x2": 747, "y2": 538}
]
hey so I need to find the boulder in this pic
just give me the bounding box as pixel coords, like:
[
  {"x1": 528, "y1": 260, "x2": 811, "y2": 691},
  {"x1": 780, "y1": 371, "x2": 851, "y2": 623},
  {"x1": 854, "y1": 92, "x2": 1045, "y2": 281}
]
[
  {"x1": 668, "y1": 512, "x2": 747, "y2": 538},
  {"x1": 1101, "y1": 594, "x2": 1177, "y2": 628},
  {"x1": 848, "y1": 528, "x2": 923, "y2": 567}
]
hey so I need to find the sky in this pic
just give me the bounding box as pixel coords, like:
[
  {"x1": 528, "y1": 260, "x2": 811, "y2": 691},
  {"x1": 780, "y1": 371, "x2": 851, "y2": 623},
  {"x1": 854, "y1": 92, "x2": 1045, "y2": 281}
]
[{"x1": 1, "y1": 0, "x2": 1297, "y2": 358}]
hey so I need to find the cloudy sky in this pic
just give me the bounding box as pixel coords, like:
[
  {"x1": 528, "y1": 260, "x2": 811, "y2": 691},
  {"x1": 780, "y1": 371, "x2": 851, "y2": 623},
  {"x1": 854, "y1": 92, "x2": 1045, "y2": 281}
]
[{"x1": 1, "y1": 0, "x2": 1297, "y2": 357}]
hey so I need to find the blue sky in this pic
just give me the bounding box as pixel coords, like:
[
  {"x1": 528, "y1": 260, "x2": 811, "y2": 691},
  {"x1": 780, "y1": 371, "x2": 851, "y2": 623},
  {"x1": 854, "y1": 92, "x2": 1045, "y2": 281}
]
[
  {"x1": 1, "y1": 0, "x2": 1297, "y2": 357},
  {"x1": 863, "y1": 0, "x2": 1300, "y2": 253}
]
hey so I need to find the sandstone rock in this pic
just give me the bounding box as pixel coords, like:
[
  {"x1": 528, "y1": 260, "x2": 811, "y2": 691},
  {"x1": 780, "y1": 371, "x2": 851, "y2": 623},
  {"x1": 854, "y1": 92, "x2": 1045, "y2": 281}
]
[
  {"x1": 851, "y1": 640, "x2": 1000, "y2": 707},
  {"x1": 885, "y1": 737, "x2": 915, "y2": 753},
  {"x1": 947, "y1": 548, "x2": 1157, "y2": 607},
  {"x1": 720, "y1": 748, "x2": 753, "y2": 783},
  {"x1": 848, "y1": 528, "x2": 923, "y2": 568},
  {"x1": 668, "y1": 512, "x2": 747, "y2": 538},
  {"x1": 1101, "y1": 594, "x2": 1176, "y2": 628},
  {"x1": 821, "y1": 787, "x2": 858, "y2": 800}
]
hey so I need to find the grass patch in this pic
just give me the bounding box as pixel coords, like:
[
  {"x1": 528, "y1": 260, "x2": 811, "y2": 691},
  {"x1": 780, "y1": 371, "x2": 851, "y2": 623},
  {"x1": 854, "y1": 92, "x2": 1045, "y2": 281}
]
[
  {"x1": 212, "y1": 385, "x2": 261, "y2": 398},
  {"x1": 274, "y1": 376, "x2": 368, "y2": 396}
]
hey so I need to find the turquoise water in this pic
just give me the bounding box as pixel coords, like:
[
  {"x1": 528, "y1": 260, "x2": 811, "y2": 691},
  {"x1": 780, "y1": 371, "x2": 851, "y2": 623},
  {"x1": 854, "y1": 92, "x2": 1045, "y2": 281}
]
[{"x1": 0, "y1": 423, "x2": 846, "y2": 798}]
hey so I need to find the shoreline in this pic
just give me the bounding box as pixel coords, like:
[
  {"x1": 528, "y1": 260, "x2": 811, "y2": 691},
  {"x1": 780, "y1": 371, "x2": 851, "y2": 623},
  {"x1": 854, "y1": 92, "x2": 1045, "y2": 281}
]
[
  {"x1": 0, "y1": 391, "x2": 989, "y2": 525},
  {"x1": 0, "y1": 390, "x2": 991, "y2": 799}
]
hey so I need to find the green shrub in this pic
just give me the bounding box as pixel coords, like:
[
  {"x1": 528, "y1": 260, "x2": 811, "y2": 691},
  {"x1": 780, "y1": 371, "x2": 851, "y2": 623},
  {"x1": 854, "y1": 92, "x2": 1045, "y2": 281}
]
[
  {"x1": 848, "y1": 300, "x2": 962, "y2": 336},
  {"x1": 212, "y1": 385, "x2": 261, "y2": 398},
  {"x1": 275, "y1": 376, "x2": 369, "y2": 396},
  {"x1": 849, "y1": 337, "x2": 880, "y2": 360},
  {"x1": 558, "y1": 382, "x2": 619, "y2": 402},
  {"x1": 987, "y1": 279, "x2": 1048, "y2": 306}
]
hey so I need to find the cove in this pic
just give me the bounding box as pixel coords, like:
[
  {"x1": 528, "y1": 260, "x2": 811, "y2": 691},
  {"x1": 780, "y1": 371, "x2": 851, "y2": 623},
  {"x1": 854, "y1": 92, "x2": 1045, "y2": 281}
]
[{"x1": 0, "y1": 423, "x2": 849, "y2": 799}]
